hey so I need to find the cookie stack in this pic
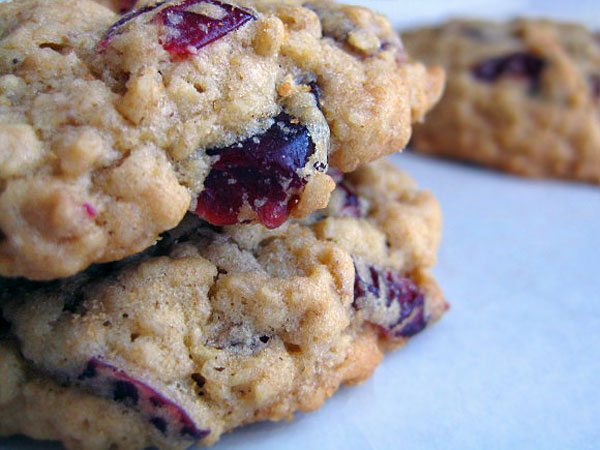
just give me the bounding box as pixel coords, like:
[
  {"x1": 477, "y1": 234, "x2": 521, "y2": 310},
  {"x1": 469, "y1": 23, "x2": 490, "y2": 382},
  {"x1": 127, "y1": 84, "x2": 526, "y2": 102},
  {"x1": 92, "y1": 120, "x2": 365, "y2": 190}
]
[{"x1": 0, "y1": 0, "x2": 447, "y2": 448}]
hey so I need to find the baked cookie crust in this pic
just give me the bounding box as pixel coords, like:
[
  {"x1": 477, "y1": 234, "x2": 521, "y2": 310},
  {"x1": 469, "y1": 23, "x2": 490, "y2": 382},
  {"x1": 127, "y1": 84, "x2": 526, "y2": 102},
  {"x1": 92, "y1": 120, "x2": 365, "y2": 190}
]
[
  {"x1": 0, "y1": 0, "x2": 443, "y2": 280},
  {"x1": 0, "y1": 160, "x2": 447, "y2": 449}
]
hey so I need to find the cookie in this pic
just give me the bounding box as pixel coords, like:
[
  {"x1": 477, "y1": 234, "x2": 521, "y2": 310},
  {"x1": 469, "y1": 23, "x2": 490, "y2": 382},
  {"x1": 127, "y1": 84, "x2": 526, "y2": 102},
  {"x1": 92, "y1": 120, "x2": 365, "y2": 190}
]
[
  {"x1": 0, "y1": 159, "x2": 448, "y2": 449},
  {"x1": 404, "y1": 19, "x2": 600, "y2": 183},
  {"x1": 0, "y1": 0, "x2": 444, "y2": 280}
]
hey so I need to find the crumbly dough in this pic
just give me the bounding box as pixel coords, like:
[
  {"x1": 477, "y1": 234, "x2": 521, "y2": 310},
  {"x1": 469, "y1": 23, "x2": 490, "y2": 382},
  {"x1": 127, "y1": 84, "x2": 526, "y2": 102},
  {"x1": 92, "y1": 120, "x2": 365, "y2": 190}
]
[
  {"x1": 404, "y1": 18, "x2": 600, "y2": 184},
  {"x1": 0, "y1": 0, "x2": 443, "y2": 280},
  {"x1": 0, "y1": 160, "x2": 447, "y2": 449}
]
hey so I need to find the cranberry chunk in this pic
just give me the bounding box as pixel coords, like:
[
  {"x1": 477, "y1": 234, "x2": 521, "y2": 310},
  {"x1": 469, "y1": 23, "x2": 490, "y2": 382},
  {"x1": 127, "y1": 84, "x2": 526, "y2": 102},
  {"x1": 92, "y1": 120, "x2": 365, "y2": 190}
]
[
  {"x1": 194, "y1": 113, "x2": 316, "y2": 229},
  {"x1": 0, "y1": 314, "x2": 10, "y2": 338},
  {"x1": 156, "y1": 0, "x2": 256, "y2": 55},
  {"x1": 115, "y1": 0, "x2": 137, "y2": 13},
  {"x1": 471, "y1": 52, "x2": 546, "y2": 86},
  {"x1": 83, "y1": 203, "x2": 97, "y2": 218},
  {"x1": 340, "y1": 183, "x2": 362, "y2": 217},
  {"x1": 354, "y1": 261, "x2": 427, "y2": 338},
  {"x1": 98, "y1": 0, "x2": 254, "y2": 55},
  {"x1": 78, "y1": 358, "x2": 209, "y2": 440}
]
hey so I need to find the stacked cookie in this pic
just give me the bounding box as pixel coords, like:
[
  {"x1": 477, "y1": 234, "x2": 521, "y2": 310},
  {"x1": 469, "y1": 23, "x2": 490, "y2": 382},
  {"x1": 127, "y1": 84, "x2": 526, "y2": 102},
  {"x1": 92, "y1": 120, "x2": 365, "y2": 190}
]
[{"x1": 0, "y1": 0, "x2": 447, "y2": 448}]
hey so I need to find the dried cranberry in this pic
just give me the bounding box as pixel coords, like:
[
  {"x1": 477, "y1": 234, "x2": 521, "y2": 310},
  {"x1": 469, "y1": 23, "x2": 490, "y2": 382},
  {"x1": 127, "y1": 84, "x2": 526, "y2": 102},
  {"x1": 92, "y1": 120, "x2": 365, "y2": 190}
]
[
  {"x1": 337, "y1": 183, "x2": 361, "y2": 218},
  {"x1": 0, "y1": 314, "x2": 10, "y2": 337},
  {"x1": 460, "y1": 25, "x2": 486, "y2": 40},
  {"x1": 78, "y1": 358, "x2": 209, "y2": 440},
  {"x1": 471, "y1": 52, "x2": 546, "y2": 86},
  {"x1": 116, "y1": 0, "x2": 137, "y2": 13},
  {"x1": 156, "y1": 0, "x2": 255, "y2": 55},
  {"x1": 194, "y1": 113, "x2": 316, "y2": 229},
  {"x1": 354, "y1": 262, "x2": 427, "y2": 338},
  {"x1": 98, "y1": 0, "x2": 254, "y2": 55},
  {"x1": 325, "y1": 170, "x2": 363, "y2": 218},
  {"x1": 83, "y1": 203, "x2": 97, "y2": 218},
  {"x1": 307, "y1": 80, "x2": 323, "y2": 111}
]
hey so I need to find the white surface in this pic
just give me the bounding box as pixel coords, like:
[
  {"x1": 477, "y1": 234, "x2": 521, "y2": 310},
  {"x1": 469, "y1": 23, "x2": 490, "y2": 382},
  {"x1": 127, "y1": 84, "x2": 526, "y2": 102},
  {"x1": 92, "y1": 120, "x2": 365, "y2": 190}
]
[
  {"x1": 3, "y1": 1, "x2": 600, "y2": 450},
  {"x1": 345, "y1": 0, "x2": 600, "y2": 28}
]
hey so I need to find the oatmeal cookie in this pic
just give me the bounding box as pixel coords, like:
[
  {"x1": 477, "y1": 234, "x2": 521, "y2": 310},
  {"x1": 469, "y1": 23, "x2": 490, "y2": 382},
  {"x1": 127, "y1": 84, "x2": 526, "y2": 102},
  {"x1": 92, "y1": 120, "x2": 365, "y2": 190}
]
[
  {"x1": 404, "y1": 19, "x2": 600, "y2": 183},
  {"x1": 0, "y1": 160, "x2": 447, "y2": 449},
  {"x1": 0, "y1": 0, "x2": 443, "y2": 280}
]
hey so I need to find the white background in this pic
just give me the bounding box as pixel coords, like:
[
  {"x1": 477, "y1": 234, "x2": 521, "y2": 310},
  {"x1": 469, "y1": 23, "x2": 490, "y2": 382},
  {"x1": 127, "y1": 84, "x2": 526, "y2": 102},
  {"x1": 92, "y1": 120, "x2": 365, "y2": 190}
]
[{"x1": 2, "y1": 1, "x2": 600, "y2": 449}]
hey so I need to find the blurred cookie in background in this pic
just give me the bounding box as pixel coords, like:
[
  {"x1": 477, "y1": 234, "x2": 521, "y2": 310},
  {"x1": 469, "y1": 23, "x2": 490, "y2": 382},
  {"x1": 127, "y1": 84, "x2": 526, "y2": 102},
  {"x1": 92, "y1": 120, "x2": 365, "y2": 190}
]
[{"x1": 404, "y1": 19, "x2": 600, "y2": 184}]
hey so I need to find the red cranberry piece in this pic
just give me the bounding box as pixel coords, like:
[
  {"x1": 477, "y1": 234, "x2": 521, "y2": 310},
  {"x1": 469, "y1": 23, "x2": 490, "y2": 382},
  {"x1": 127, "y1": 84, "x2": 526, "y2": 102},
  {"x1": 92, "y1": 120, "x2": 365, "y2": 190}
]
[
  {"x1": 83, "y1": 203, "x2": 97, "y2": 218},
  {"x1": 156, "y1": 0, "x2": 256, "y2": 55},
  {"x1": 78, "y1": 358, "x2": 209, "y2": 439},
  {"x1": 354, "y1": 262, "x2": 427, "y2": 338},
  {"x1": 115, "y1": 0, "x2": 137, "y2": 13},
  {"x1": 307, "y1": 80, "x2": 323, "y2": 111},
  {"x1": 325, "y1": 169, "x2": 363, "y2": 218},
  {"x1": 0, "y1": 314, "x2": 10, "y2": 338},
  {"x1": 194, "y1": 113, "x2": 316, "y2": 229},
  {"x1": 471, "y1": 52, "x2": 546, "y2": 86},
  {"x1": 98, "y1": 1, "x2": 167, "y2": 50},
  {"x1": 98, "y1": 0, "x2": 254, "y2": 55}
]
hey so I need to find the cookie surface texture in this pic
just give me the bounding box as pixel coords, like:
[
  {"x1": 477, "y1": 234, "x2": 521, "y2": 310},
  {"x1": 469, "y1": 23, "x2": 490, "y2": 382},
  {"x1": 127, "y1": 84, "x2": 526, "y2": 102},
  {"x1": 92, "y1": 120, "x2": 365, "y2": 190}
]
[
  {"x1": 0, "y1": 0, "x2": 443, "y2": 280},
  {"x1": 0, "y1": 160, "x2": 448, "y2": 449}
]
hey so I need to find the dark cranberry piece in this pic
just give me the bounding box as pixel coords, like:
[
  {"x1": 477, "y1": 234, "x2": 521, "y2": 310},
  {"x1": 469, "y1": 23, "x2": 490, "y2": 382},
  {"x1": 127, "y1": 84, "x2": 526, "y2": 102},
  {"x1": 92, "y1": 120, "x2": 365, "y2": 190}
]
[
  {"x1": 336, "y1": 183, "x2": 361, "y2": 218},
  {"x1": 471, "y1": 52, "x2": 546, "y2": 85},
  {"x1": 112, "y1": 380, "x2": 139, "y2": 405},
  {"x1": 78, "y1": 360, "x2": 97, "y2": 380},
  {"x1": 98, "y1": 0, "x2": 254, "y2": 55},
  {"x1": 0, "y1": 314, "x2": 10, "y2": 338},
  {"x1": 150, "y1": 417, "x2": 168, "y2": 434},
  {"x1": 78, "y1": 358, "x2": 209, "y2": 440},
  {"x1": 191, "y1": 373, "x2": 206, "y2": 388},
  {"x1": 354, "y1": 262, "x2": 427, "y2": 338},
  {"x1": 590, "y1": 74, "x2": 600, "y2": 99},
  {"x1": 325, "y1": 169, "x2": 363, "y2": 218},
  {"x1": 98, "y1": 1, "x2": 166, "y2": 50},
  {"x1": 307, "y1": 80, "x2": 323, "y2": 111},
  {"x1": 460, "y1": 25, "x2": 486, "y2": 40},
  {"x1": 156, "y1": 0, "x2": 255, "y2": 55},
  {"x1": 194, "y1": 113, "x2": 315, "y2": 229},
  {"x1": 116, "y1": 0, "x2": 137, "y2": 13},
  {"x1": 83, "y1": 203, "x2": 97, "y2": 218}
]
